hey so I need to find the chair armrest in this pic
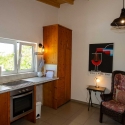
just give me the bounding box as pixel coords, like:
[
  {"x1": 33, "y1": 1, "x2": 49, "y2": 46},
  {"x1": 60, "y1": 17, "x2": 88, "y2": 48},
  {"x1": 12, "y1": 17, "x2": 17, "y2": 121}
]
[{"x1": 100, "y1": 93, "x2": 113, "y2": 101}]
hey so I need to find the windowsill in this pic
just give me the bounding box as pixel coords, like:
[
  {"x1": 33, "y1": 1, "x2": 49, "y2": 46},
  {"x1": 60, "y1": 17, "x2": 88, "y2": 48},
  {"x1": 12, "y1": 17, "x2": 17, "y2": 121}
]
[{"x1": 1, "y1": 72, "x2": 36, "y2": 77}]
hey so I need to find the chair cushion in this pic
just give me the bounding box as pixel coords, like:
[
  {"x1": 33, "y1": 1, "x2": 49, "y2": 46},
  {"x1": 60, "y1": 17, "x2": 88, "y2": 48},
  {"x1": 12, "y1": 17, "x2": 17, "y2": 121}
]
[
  {"x1": 115, "y1": 89, "x2": 125, "y2": 105},
  {"x1": 113, "y1": 74, "x2": 125, "y2": 101},
  {"x1": 102, "y1": 100, "x2": 125, "y2": 113}
]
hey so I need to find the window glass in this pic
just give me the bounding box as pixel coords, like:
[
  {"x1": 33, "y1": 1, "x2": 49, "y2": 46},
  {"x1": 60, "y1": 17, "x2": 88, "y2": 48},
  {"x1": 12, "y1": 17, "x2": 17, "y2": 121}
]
[
  {"x1": 20, "y1": 45, "x2": 33, "y2": 70},
  {"x1": 0, "y1": 43, "x2": 15, "y2": 72}
]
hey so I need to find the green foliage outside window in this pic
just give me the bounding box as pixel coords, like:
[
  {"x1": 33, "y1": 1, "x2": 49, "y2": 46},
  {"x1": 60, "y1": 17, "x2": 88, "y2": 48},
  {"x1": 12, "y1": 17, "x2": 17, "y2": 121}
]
[
  {"x1": 0, "y1": 45, "x2": 33, "y2": 71},
  {"x1": 20, "y1": 45, "x2": 32, "y2": 70},
  {"x1": 0, "y1": 53, "x2": 14, "y2": 71}
]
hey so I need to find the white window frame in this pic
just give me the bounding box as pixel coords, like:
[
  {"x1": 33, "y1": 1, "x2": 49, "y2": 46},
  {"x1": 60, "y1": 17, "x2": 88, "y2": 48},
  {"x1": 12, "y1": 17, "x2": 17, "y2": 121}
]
[
  {"x1": 0, "y1": 38, "x2": 17, "y2": 75},
  {"x1": 18, "y1": 42, "x2": 35, "y2": 73}
]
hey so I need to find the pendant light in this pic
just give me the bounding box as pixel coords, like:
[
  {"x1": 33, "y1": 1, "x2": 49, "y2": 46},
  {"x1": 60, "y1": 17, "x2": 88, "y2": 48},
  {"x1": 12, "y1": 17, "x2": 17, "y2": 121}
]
[{"x1": 111, "y1": 0, "x2": 125, "y2": 28}]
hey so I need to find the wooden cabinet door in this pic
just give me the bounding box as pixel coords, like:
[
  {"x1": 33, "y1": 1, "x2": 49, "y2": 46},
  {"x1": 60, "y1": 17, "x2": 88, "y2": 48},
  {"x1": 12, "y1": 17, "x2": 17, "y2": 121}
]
[
  {"x1": 65, "y1": 29, "x2": 72, "y2": 50},
  {"x1": 65, "y1": 48, "x2": 71, "y2": 102},
  {"x1": 43, "y1": 25, "x2": 58, "y2": 64},
  {"x1": 0, "y1": 92, "x2": 10, "y2": 125},
  {"x1": 57, "y1": 26, "x2": 66, "y2": 78},
  {"x1": 55, "y1": 78, "x2": 65, "y2": 107},
  {"x1": 43, "y1": 81, "x2": 55, "y2": 108}
]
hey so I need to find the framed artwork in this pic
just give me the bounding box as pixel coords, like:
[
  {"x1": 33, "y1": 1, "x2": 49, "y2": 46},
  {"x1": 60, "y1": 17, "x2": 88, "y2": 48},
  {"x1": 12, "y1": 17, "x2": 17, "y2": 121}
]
[{"x1": 89, "y1": 43, "x2": 114, "y2": 74}]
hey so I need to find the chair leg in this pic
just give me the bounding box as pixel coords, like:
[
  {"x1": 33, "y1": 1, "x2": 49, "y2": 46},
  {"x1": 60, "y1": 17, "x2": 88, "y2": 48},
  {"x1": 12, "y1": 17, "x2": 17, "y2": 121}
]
[
  {"x1": 99, "y1": 111, "x2": 103, "y2": 123},
  {"x1": 123, "y1": 115, "x2": 125, "y2": 125},
  {"x1": 99, "y1": 102, "x2": 103, "y2": 123}
]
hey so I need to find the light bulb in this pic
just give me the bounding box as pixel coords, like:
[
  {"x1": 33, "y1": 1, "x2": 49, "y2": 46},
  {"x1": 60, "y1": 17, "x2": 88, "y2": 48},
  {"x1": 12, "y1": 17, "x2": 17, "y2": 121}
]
[
  {"x1": 121, "y1": 20, "x2": 125, "y2": 24},
  {"x1": 96, "y1": 78, "x2": 100, "y2": 83}
]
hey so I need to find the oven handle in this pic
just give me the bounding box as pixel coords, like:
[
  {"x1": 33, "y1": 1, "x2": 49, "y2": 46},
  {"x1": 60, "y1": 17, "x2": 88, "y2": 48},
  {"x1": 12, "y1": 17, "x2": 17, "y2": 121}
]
[{"x1": 12, "y1": 91, "x2": 33, "y2": 99}]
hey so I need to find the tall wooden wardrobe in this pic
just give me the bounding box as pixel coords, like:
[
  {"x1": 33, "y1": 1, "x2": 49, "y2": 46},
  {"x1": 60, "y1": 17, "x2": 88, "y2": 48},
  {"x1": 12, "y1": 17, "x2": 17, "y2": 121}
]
[{"x1": 43, "y1": 24, "x2": 72, "y2": 109}]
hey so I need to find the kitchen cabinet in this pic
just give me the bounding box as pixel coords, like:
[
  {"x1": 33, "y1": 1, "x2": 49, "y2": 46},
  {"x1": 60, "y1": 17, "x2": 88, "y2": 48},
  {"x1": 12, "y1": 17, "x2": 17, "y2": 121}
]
[
  {"x1": 0, "y1": 92, "x2": 10, "y2": 125},
  {"x1": 43, "y1": 24, "x2": 72, "y2": 109},
  {"x1": 43, "y1": 81, "x2": 56, "y2": 108}
]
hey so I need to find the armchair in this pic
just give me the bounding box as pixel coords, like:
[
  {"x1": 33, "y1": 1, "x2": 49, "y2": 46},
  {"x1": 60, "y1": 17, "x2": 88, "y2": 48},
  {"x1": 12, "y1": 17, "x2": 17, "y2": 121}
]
[{"x1": 100, "y1": 70, "x2": 125, "y2": 125}]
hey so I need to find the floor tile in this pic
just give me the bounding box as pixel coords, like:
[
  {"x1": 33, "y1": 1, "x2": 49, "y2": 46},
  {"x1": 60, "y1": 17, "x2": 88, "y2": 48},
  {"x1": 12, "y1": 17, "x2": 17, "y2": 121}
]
[
  {"x1": 62, "y1": 119, "x2": 83, "y2": 125},
  {"x1": 84, "y1": 118, "x2": 107, "y2": 125},
  {"x1": 45, "y1": 115, "x2": 67, "y2": 125},
  {"x1": 11, "y1": 118, "x2": 34, "y2": 125},
  {"x1": 105, "y1": 117, "x2": 121, "y2": 125},
  {"x1": 11, "y1": 101, "x2": 123, "y2": 125},
  {"x1": 40, "y1": 110, "x2": 54, "y2": 121}
]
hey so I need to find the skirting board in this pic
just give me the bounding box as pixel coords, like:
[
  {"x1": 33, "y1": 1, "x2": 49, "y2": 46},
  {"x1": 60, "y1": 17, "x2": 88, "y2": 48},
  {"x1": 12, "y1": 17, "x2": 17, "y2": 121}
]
[{"x1": 71, "y1": 99, "x2": 100, "y2": 109}]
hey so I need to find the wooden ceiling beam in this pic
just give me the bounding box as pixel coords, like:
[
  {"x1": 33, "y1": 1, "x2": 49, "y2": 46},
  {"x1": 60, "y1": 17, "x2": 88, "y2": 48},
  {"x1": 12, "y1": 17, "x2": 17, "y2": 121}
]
[{"x1": 37, "y1": 0, "x2": 60, "y2": 8}]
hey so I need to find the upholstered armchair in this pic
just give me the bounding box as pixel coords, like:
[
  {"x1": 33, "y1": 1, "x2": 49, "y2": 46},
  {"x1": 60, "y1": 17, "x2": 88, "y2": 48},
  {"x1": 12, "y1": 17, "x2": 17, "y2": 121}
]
[{"x1": 100, "y1": 70, "x2": 125, "y2": 125}]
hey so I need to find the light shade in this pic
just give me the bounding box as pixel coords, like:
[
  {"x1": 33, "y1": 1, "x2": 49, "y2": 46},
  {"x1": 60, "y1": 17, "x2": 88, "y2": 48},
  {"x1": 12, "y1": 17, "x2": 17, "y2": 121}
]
[
  {"x1": 111, "y1": 8, "x2": 125, "y2": 27},
  {"x1": 111, "y1": 0, "x2": 125, "y2": 28}
]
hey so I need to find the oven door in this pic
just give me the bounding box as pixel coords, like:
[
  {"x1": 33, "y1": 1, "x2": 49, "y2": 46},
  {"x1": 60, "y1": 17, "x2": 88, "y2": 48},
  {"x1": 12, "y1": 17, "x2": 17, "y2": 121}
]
[{"x1": 10, "y1": 91, "x2": 34, "y2": 122}]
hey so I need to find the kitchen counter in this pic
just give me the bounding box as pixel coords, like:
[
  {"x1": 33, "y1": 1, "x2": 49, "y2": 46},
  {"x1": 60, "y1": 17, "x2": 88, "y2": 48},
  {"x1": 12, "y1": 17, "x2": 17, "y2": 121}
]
[{"x1": 0, "y1": 77, "x2": 58, "y2": 94}]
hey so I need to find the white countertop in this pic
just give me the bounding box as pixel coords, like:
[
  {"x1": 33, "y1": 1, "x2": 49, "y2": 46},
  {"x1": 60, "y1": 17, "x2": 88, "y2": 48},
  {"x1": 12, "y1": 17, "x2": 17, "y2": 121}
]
[
  {"x1": 0, "y1": 77, "x2": 58, "y2": 94},
  {"x1": 23, "y1": 77, "x2": 58, "y2": 84}
]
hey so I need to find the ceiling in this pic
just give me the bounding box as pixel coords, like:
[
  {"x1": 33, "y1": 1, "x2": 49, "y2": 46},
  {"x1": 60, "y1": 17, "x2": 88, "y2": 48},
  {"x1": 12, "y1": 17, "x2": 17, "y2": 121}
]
[{"x1": 37, "y1": 0, "x2": 74, "y2": 8}]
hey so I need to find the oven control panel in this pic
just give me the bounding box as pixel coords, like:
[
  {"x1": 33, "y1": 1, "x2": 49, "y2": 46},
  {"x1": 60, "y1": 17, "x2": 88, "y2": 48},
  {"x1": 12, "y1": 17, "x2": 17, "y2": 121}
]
[
  {"x1": 10, "y1": 86, "x2": 34, "y2": 96},
  {"x1": 19, "y1": 88, "x2": 29, "y2": 93}
]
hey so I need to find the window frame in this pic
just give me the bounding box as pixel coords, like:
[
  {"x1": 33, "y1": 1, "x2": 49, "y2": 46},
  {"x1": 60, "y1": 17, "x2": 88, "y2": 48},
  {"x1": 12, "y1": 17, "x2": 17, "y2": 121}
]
[
  {"x1": 18, "y1": 42, "x2": 35, "y2": 73},
  {"x1": 0, "y1": 37, "x2": 36, "y2": 75}
]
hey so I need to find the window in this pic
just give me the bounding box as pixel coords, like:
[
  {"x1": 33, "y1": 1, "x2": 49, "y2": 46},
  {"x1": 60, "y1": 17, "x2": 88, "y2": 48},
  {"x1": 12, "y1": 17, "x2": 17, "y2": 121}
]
[
  {"x1": 0, "y1": 37, "x2": 36, "y2": 75},
  {"x1": 0, "y1": 38, "x2": 17, "y2": 75},
  {"x1": 18, "y1": 43, "x2": 35, "y2": 72}
]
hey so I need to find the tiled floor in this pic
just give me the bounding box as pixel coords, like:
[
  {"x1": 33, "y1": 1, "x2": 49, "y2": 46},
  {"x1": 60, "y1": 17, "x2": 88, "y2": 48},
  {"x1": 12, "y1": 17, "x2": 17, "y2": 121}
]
[{"x1": 11, "y1": 101, "x2": 121, "y2": 125}]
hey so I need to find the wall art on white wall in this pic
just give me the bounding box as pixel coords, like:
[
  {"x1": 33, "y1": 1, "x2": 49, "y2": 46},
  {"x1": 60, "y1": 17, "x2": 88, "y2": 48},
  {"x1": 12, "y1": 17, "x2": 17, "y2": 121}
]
[{"x1": 89, "y1": 43, "x2": 114, "y2": 74}]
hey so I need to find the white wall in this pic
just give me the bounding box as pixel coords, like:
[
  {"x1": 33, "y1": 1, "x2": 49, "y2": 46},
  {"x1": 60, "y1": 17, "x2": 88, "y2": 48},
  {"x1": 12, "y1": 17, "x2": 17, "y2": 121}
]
[
  {"x1": 58, "y1": 0, "x2": 125, "y2": 104},
  {"x1": 0, "y1": 0, "x2": 58, "y2": 43}
]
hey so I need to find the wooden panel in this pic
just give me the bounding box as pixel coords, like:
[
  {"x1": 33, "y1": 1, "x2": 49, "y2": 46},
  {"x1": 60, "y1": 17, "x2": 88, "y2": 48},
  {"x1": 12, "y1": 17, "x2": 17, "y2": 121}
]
[
  {"x1": 0, "y1": 92, "x2": 10, "y2": 125},
  {"x1": 57, "y1": 26, "x2": 66, "y2": 77},
  {"x1": 43, "y1": 25, "x2": 58, "y2": 64},
  {"x1": 65, "y1": 48, "x2": 71, "y2": 102},
  {"x1": 43, "y1": 81, "x2": 55, "y2": 108},
  {"x1": 53, "y1": 99, "x2": 57, "y2": 109},
  {"x1": 25, "y1": 85, "x2": 36, "y2": 123},
  {"x1": 57, "y1": 87, "x2": 65, "y2": 98},
  {"x1": 65, "y1": 29, "x2": 72, "y2": 50},
  {"x1": 55, "y1": 78, "x2": 65, "y2": 88},
  {"x1": 55, "y1": 78, "x2": 65, "y2": 107},
  {"x1": 57, "y1": 96, "x2": 65, "y2": 107}
]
